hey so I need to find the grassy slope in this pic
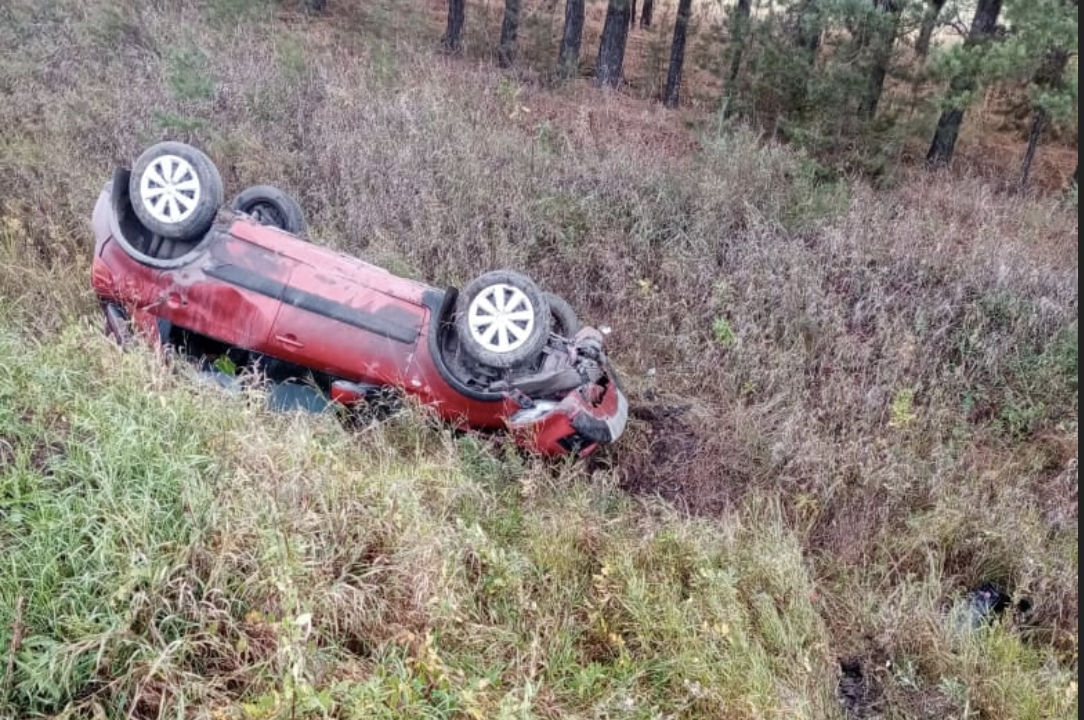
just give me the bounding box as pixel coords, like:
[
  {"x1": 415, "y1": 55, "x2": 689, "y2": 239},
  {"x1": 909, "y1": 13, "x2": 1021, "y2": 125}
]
[
  {"x1": 0, "y1": 316, "x2": 843, "y2": 719},
  {"x1": 0, "y1": 0, "x2": 1078, "y2": 718}
]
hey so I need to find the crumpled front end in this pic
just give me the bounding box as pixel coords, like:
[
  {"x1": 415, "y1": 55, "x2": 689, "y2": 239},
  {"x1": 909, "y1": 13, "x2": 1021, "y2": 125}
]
[{"x1": 505, "y1": 328, "x2": 628, "y2": 457}]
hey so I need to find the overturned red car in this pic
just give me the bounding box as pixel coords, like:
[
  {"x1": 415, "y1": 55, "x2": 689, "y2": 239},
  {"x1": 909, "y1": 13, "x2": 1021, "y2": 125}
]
[{"x1": 89, "y1": 141, "x2": 627, "y2": 457}]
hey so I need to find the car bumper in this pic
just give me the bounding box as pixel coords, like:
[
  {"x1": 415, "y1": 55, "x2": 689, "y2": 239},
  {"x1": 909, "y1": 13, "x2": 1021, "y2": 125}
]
[{"x1": 506, "y1": 379, "x2": 629, "y2": 457}]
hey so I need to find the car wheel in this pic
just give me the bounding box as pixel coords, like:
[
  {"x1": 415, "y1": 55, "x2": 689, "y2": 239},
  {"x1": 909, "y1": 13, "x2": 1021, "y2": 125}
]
[
  {"x1": 230, "y1": 184, "x2": 308, "y2": 235},
  {"x1": 128, "y1": 141, "x2": 224, "y2": 240},
  {"x1": 544, "y1": 292, "x2": 580, "y2": 337},
  {"x1": 455, "y1": 270, "x2": 551, "y2": 369}
]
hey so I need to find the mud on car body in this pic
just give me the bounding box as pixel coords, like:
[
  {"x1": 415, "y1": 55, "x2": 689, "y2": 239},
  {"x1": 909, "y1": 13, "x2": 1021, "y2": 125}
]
[{"x1": 89, "y1": 141, "x2": 627, "y2": 457}]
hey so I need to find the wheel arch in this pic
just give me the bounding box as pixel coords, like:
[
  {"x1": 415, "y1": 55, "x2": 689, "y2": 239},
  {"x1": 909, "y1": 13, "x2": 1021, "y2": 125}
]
[{"x1": 106, "y1": 167, "x2": 218, "y2": 269}]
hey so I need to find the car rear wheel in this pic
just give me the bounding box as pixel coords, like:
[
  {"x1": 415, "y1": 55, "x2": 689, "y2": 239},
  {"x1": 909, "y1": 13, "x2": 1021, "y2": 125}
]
[
  {"x1": 230, "y1": 184, "x2": 308, "y2": 235},
  {"x1": 128, "y1": 142, "x2": 224, "y2": 240},
  {"x1": 455, "y1": 270, "x2": 551, "y2": 369}
]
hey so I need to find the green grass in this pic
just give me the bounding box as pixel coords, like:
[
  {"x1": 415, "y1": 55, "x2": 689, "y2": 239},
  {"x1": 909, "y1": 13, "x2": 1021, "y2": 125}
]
[
  {"x1": 0, "y1": 319, "x2": 1075, "y2": 717},
  {"x1": 0, "y1": 322, "x2": 842, "y2": 718}
]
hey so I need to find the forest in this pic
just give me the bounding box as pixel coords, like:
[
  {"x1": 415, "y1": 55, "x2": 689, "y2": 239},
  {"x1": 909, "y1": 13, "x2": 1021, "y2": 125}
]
[{"x1": 414, "y1": 0, "x2": 1077, "y2": 189}]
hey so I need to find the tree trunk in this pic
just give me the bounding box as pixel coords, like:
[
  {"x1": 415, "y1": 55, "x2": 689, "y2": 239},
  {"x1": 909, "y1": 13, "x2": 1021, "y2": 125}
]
[
  {"x1": 925, "y1": 0, "x2": 1003, "y2": 168},
  {"x1": 915, "y1": 0, "x2": 946, "y2": 60},
  {"x1": 860, "y1": 0, "x2": 903, "y2": 119},
  {"x1": 663, "y1": 0, "x2": 693, "y2": 108},
  {"x1": 498, "y1": 0, "x2": 521, "y2": 68},
  {"x1": 595, "y1": 0, "x2": 633, "y2": 88},
  {"x1": 927, "y1": 107, "x2": 965, "y2": 166},
  {"x1": 965, "y1": 0, "x2": 1002, "y2": 46},
  {"x1": 443, "y1": 0, "x2": 466, "y2": 53},
  {"x1": 1033, "y1": 47, "x2": 1070, "y2": 88},
  {"x1": 640, "y1": 0, "x2": 654, "y2": 28},
  {"x1": 726, "y1": 0, "x2": 752, "y2": 86},
  {"x1": 557, "y1": 0, "x2": 586, "y2": 77},
  {"x1": 1018, "y1": 107, "x2": 1047, "y2": 188},
  {"x1": 629, "y1": 0, "x2": 637, "y2": 29},
  {"x1": 1017, "y1": 49, "x2": 1069, "y2": 188}
]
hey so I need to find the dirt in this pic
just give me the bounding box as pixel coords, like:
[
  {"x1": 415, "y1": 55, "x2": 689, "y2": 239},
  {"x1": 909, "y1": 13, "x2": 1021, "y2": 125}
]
[
  {"x1": 608, "y1": 398, "x2": 751, "y2": 516},
  {"x1": 837, "y1": 657, "x2": 885, "y2": 719},
  {"x1": 833, "y1": 643, "x2": 968, "y2": 720}
]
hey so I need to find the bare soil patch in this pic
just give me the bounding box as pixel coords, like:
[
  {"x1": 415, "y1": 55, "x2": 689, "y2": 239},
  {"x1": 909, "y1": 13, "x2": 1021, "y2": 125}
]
[{"x1": 610, "y1": 398, "x2": 753, "y2": 516}]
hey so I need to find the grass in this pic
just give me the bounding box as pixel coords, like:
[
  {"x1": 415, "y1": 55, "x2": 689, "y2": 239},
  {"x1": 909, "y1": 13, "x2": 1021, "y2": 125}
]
[
  {"x1": 0, "y1": 319, "x2": 843, "y2": 718},
  {"x1": 0, "y1": 0, "x2": 1078, "y2": 718}
]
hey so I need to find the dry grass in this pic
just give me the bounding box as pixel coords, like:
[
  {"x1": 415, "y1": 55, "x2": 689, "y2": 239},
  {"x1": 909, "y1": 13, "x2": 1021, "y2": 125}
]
[{"x1": 0, "y1": 0, "x2": 1078, "y2": 718}]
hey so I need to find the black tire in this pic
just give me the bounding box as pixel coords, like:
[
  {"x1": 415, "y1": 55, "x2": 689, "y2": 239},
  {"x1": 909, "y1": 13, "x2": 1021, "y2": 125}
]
[
  {"x1": 455, "y1": 270, "x2": 551, "y2": 369},
  {"x1": 544, "y1": 292, "x2": 580, "y2": 337},
  {"x1": 230, "y1": 184, "x2": 308, "y2": 236},
  {"x1": 128, "y1": 141, "x2": 224, "y2": 241}
]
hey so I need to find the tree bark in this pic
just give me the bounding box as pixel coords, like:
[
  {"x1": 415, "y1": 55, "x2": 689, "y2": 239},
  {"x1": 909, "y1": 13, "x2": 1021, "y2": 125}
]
[
  {"x1": 640, "y1": 0, "x2": 654, "y2": 28},
  {"x1": 1018, "y1": 107, "x2": 1047, "y2": 188},
  {"x1": 726, "y1": 0, "x2": 753, "y2": 86},
  {"x1": 443, "y1": 0, "x2": 466, "y2": 53},
  {"x1": 925, "y1": 0, "x2": 1003, "y2": 168},
  {"x1": 1018, "y1": 48, "x2": 1070, "y2": 188},
  {"x1": 926, "y1": 107, "x2": 965, "y2": 166},
  {"x1": 664, "y1": 0, "x2": 693, "y2": 107},
  {"x1": 629, "y1": 0, "x2": 638, "y2": 29},
  {"x1": 914, "y1": 0, "x2": 946, "y2": 60},
  {"x1": 860, "y1": 0, "x2": 903, "y2": 119},
  {"x1": 595, "y1": 0, "x2": 633, "y2": 88},
  {"x1": 557, "y1": 0, "x2": 586, "y2": 77},
  {"x1": 498, "y1": 0, "x2": 521, "y2": 68}
]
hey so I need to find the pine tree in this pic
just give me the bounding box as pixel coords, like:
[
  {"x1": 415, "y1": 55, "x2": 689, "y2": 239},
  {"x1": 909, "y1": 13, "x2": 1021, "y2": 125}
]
[
  {"x1": 596, "y1": 0, "x2": 633, "y2": 88},
  {"x1": 498, "y1": 0, "x2": 522, "y2": 68},
  {"x1": 925, "y1": 0, "x2": 1003, "y2": 167},
  {"x1": 557, "y1": 0, "x2": 586, "y2": 78},
  {"x1": 443, "y1": 0, "x2": 467, "y2": 53},
  {"x1": 664, "y1": 0, "x2": 694, "y2": 107}
]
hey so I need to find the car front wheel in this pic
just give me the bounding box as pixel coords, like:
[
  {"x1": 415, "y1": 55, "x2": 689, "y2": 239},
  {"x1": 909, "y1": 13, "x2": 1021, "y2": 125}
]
[
  {"x1": 455, "y1": 270, "x2": 552, "y2": 369},
  {"x1": 544, "y1": 292, "x2": 580, "y2": 338},
  {"x1": 230, "y1": 184, "x2": 308, "y2": 235}
]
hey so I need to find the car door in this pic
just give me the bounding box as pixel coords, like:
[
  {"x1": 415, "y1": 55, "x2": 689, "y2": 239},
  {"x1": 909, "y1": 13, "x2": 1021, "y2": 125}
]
[
  {"x1": 267, "y1": 257, "x2": 426, "y2": 385},
  {"x1": 161, "y1": 231, "x2": 291, "y2": 352}
]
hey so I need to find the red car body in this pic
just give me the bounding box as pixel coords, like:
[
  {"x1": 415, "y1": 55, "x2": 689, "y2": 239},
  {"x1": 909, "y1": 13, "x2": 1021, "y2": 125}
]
[{"x1": 89, "y1": 168, "x2": 627, "y2": 457}]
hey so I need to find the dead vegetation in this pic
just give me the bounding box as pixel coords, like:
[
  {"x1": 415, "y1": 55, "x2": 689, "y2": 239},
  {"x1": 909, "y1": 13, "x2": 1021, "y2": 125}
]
[{"x1": 0, "y1": 0, "x2": 1078, "y2": 718}]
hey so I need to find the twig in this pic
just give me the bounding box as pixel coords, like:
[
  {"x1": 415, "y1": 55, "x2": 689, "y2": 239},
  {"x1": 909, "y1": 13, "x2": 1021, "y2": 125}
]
[{"x1": 2, "y1": 595, "x2": 25, "y2": 707}]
